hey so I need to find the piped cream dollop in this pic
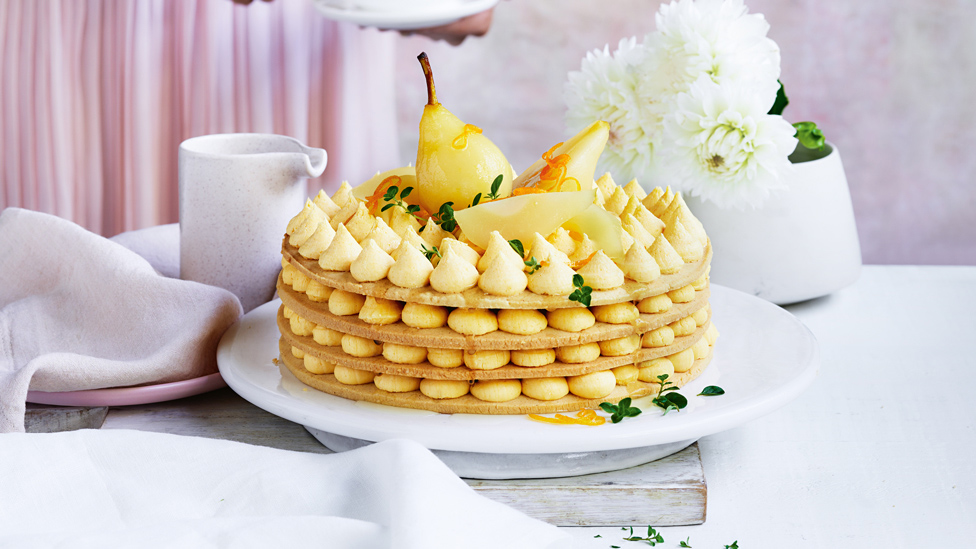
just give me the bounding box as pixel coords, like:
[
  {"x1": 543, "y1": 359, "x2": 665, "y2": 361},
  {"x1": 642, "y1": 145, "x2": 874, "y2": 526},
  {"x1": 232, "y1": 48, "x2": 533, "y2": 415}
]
[
  {"x1": 546, "y1": 227, "x2": 577, "y2": 257},
  {"x1": 429, "y1": 247, "x2": 479, "y2": 293},
  {"x1": 661, "y1": 194, "x2": 708, "y2": 247},
  {"x1": 663, "y1": 218, "x2": 704, "y2": 262},
  {"x1": 619, "y1": 227, "x2": 635, "y2": 254},
  {"x1": 569, "y1": 234, "x2": 598, "y2": 265},
  {"x1": 440, "y1": 238, "x2": 480, "y2": 267},
  {"x1": 287, "y1": 200, "x2": 326, "y2": 247},
  {"x1": 421, "y1": 218, "x2": 450, "y2": 250},
  {"x1": 634, "y1": 203, "x2": 666, "y2": 238},
  {"x1": 621, "y1": 195, "x2": 641, "y2": 217},
  {"x1": 622, "y1": 213, "x2": 655, "y2": 250},
  {"x1": 331, "y1": 181, "x2": 354, "y2": 208},
  {"x1": 530, "y1": 233, "x2": 571, "y2": 266},
  {"x1": 388, "y1": 241, "x2": 434, "y2": 288},
  {"x1": 350, "y1": 239, "x2": 396, "y2": 282},
  {"x1": 595, "y1": 172, "x2": 618, "y2": 200},
  {"x1": 389, "y1": 207, "x2": 422, "y2": 236},
  {"x1": 605, "y1": 186, "x2": 629, "y2": 216},
  {"x1": 621, "y1": 240, "x2": 661, "y2": 283},
  {"x1": 318, "y1": 223, "x2": 362, "y2": 272},
  {"x1": 623, "y1": 179, "x2": 647, "y2": 200},
  {"x1": 360, "y1": 217, "x2": 401, "y2": 255},
  {"x1": 313, "y1": 189, "x2": 341, "y2": 218},
  {"x1": 527, "y1": 259, "x2": 577, "y2": 296},
  {"x1": 477, "y1": 231, "x2": 524, "y2": 273},
  {"x1": 575, "y1": 250, "x2": 624, "y2": 290},
  {"x1": 330, "y1": 197, "x2": 361, "y2": 230},
  {"x1": 297, "y1": 220, "x2": 336, "y2": 260},
  {"x1": 392, "y1": 226, "x2": 425, "y2": 260},
  {"x1": 478, "y1": 250, "x2": 528, "y2": 296},
  {"x1": 649, "y1": 187, "x2": 675, "y2": 218},
  {"x1": 649, "y1": 233, "x2": 684, "y2": 274},
  {"x1": 345, "y1": 202, "x2": 377, "y2": 242}
]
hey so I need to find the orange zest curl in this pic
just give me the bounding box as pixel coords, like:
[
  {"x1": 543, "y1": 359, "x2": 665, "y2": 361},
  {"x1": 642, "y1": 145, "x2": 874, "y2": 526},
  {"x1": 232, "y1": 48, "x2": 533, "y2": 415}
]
[
  {"x1": 366, "y1": 175, "x2": 401, "y2": 216},
  {"x1": 528, "y1": 408, "x2": 606, "y2": 426},
  {"x1": 511, "y1": 187, "x2": 548, "y2": 196},
  {"x1": 534, "y1": 143, "x2": 581, "y2": 193},
  {"x1": 571, "y1": 251, "x2": 598, "y2": 270},
  {"x1": 452, "y1": 124, "x2": 483, "y2": 150}
]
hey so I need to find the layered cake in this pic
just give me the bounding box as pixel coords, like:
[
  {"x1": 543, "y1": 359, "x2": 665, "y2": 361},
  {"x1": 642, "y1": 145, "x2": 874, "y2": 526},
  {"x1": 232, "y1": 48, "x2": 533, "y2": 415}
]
[{"x1": 274, "y1": 53, "x2": 717, "y2": 415}]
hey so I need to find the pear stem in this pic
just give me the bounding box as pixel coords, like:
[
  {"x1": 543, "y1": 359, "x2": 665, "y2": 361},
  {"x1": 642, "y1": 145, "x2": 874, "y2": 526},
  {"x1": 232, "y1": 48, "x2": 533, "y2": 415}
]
[{"x1": 418, "y1": 52, "x2": 437, "y2": 106}]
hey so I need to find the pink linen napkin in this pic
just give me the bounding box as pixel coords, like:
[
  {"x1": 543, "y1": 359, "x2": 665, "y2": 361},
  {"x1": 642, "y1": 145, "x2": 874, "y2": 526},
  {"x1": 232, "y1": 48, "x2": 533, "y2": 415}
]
[{"x1": 0, "y1": 209, "x2": 242, "y2": 432}]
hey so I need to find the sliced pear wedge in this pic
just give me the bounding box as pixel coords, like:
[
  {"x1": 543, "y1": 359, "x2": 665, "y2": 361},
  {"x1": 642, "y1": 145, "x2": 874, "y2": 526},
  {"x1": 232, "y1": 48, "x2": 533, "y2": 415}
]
[
  {"x1": 513, "y1": 120, "x2": 610, "y2": 192},
  {"x1": 454, "y1": 189, "x2": 595, "y2": 250},
  {"x1": 561, "y1": 204, "x2": 625, "y2": 261}
]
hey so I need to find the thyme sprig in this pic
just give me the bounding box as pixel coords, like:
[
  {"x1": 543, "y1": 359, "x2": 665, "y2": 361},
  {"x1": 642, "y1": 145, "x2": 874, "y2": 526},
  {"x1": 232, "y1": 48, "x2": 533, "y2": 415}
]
[
  {"x1": 568, "y1": 274, "x2": 593, "y2": 307},
  {"x1": 599, "y1": 397, "x2": 642, "y2": 424},
  {"x1": 380, "y1": 185, "x2": 423, "y2": 221}
]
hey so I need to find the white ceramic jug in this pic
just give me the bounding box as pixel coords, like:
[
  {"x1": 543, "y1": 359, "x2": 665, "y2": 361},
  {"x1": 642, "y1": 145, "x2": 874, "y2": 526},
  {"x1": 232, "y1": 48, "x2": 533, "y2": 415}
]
[{"x1": 179, "y1": 134, "x2": 327, "y2": 312}]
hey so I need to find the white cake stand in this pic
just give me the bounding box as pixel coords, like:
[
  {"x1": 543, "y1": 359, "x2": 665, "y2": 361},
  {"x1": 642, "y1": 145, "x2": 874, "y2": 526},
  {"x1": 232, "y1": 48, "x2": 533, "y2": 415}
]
[{"x1": 217, "y1": 286, "x2": 818, "y2": 479}]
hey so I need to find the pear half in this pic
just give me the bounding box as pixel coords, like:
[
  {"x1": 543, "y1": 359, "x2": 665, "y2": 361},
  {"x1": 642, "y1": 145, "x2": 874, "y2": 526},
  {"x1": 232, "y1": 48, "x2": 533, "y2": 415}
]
[{"x1": 415, "y1": 53, "x2": 513, "y2": 214}]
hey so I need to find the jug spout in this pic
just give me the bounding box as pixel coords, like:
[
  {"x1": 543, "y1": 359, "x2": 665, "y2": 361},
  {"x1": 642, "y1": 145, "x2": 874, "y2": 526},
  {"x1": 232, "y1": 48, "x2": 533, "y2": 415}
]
[{"x1": 301, "y1": 145, "x2": 328, "y2": 179}]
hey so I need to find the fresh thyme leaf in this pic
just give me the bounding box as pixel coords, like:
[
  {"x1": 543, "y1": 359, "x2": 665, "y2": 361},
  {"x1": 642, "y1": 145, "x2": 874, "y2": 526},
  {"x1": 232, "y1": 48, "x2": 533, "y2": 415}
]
[
  {"x1": 508, "y1": 239, "x2": 525, "y2": 258},
  {"x1": 380, "y1": 203, "x2": 394, "y2": 212},
  {"x1": 524, "y1": 257, "x2": 541, "y2": 274},
  {"x1": 622, "y1": 525, "x2": 664, "y2": 545},
  {"x1": 399, "y1": 186, "x2": 413, "y2": 199},
  {"x1": 383, "y1": 186, "x2": 399, "y2": 201},
  {"x1": 433, "y1": 202, "x2": 458, "y2": 233},
  {"x1": 593, "y1": 535, "x2": 601, "y2": 538},
  {"x1": 724, "y1": 542, "x2": 739, "y2": 549},
  {"x1": 421, "y1": 244, "x2": 441, "y2": 261},
  {"x1": 600, "y1": 398, "x2": 641, "y2": 424},
  {"x1": 487, "y1": 174, "x2": 503, "y2": 200},
  {"x1": 568, "y1": 274, "x2": 593, "y2": 306},
  {"x1": 697, "y1": 386, "x2": 725, "y2": 396},
  {"x1": 680, "y1": 537, "x2": 692, "y2": 548},
  {"x1": 406, "y1": 204, "x2": 421, "y2": 213},
  {"x1": 651, "y1": 374, "x2": 687, "y2": 415},
  {"x1": 471, "y1": 193, "x2": 482, "y2": 207}
]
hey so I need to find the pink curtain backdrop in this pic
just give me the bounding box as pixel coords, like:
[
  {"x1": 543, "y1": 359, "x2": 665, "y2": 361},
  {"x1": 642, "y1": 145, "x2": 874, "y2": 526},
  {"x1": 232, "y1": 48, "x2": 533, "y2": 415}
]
[{"x1": 0, "y1": 0, "x2": 399, "y2": 237}]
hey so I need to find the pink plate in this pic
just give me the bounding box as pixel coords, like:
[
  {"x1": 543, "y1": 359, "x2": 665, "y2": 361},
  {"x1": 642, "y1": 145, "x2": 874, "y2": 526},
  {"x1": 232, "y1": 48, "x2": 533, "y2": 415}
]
[{"x1": 25, "y1": 373, "x2": 226, "y2": 407}]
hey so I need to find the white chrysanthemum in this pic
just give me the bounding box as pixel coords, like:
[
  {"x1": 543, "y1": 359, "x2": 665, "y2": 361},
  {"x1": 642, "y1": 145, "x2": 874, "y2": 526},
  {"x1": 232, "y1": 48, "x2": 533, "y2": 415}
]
[
  {"x1": 641, "y1": 0, "x2": 781, "y2": 105},
  {"x1": 564, "y1": 38, "x2": 659, "y2": 183},
  {"x1": 658, "y1": 75, "x2": 797, "y2": 209}
]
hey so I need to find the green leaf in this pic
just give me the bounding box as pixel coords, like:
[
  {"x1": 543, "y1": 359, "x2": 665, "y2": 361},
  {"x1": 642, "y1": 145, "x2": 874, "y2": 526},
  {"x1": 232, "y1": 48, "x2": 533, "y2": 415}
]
[
  {"x1": 656, "y1": 374, "x2": 670, "y2": 383},
  {"x1": 572, "y1": 274, "x2": 584, "y2": 289},
  {"x1": 698, "y1": 385, "x2": 725, "y2": 396},
  {"x1": 471, "y1": 193, "x2": 482, "y2": 207},
  {"x1": 490, "y1": 174, "x2": 503, "y2": 197},
  {"x1": 383, "y1": 186, "x2": 399, "y2": 201},
  {"x1": 680, "y1": 537, "x2": 692, "y2": 548},
  {"x1": 665, "y1": 392, "x2": 688, "y2": 409},
  {"x1": 724, "y1": 542, "x2": 739, "y2": 549},
  {"x1": 508, "y1": 239, "x2": 524, "y2": 258},
  {"x1": 768, "y1": 79, "x2": 789, "y2": 115},
  {"x1": 793, "y1": 121, "x2": 826, "y2": 151},
  {"x1": 399, "y1": 186, "x2": 413, "y2": 199},
  {"x1": 380, "y1": 203, "x2": 394, "y2": 212},
  {"x1": 599, "y1": 402, "x2": 618, "y2": 414},
  {"x1": 524, "y1": 257, "x2": 541, "y2": 274}
]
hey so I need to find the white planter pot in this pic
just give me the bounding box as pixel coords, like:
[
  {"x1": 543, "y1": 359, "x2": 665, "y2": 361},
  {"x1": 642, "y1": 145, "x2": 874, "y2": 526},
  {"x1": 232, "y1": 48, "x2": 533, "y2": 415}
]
[{"x1": 685, "y1": 143, "x2": 861, "y2": 305}]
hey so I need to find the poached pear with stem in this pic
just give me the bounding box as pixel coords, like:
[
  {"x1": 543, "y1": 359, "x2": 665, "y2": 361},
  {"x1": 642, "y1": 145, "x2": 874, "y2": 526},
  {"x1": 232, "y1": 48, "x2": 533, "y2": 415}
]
[{"x1": 415, "y1": 52, "x2": 513, "y2": 216}]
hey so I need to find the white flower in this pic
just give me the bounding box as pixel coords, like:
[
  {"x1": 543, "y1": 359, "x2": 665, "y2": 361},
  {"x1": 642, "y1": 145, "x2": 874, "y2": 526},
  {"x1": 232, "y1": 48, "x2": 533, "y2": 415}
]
[
  {"x1": 658, "y1": 75, "x2": 797, "y2": 209},
  {"x1": 641, "y1": 0, "x2": 781, "y2": 103},
  {"x1": 564, "y1": 38, "x2": 658, "y2": 183}
]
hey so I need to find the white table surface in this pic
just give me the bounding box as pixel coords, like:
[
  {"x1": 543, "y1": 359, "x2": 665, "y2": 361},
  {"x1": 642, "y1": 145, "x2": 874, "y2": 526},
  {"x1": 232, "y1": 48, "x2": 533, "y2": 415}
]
[{"x1": 103, "y1": 266, "x2": 976, "y2": 548}]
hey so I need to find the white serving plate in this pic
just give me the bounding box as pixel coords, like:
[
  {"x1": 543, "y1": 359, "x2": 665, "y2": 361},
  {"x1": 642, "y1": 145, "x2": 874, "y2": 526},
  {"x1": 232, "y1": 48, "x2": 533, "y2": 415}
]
[
  {"x1": 218, "y1": 285, "x2": 818, "y2": 478},
  {"x1": 311, "y1": 0, "x2": 498, "y2": 30}
]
